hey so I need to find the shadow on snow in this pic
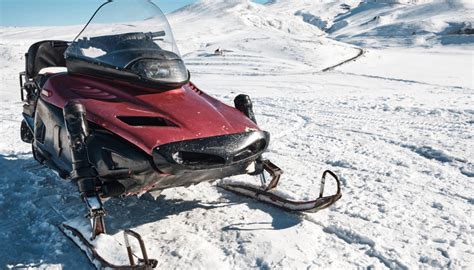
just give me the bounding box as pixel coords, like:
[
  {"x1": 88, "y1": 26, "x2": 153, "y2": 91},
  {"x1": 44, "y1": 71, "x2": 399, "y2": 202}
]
[{"x1": 0, "y1": 153, "x2": 303, "y2": 268}]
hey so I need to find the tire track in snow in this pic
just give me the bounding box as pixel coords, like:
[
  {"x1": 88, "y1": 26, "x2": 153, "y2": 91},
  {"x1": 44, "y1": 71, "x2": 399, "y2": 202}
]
[
  {"x1": 185, "y1": 50, "x2": 305, "y2": 77},
  {"x1": 303, "y1": 215, "x2": 409, "y2": 270},
  {"x1": 186, "y1": 45, "x2": 365, "y2": 77},
  {"x1": 312, "y1": 108, "x2": 472, "y2": 170},
  {"x1": 257, "y1": 111, "x2": 307, "y2": 141},
  {"x1": 315, "y1": 110, "x2": 471, "y2": 131},
  {"x1": 308, "y1": 107, "x2": 474, "y2": 212},
  {"x1": 337, "y1": 72, "x2": 473, "y2": 90},
  {"x1": 262, "y1": 95, "x2": 473, "y2": 269}
]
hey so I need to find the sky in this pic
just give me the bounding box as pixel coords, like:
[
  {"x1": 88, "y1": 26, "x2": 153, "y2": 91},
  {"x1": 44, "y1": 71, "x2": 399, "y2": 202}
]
[{"x1": 0, "y1": 0, "x2": 269, "y2": 27}]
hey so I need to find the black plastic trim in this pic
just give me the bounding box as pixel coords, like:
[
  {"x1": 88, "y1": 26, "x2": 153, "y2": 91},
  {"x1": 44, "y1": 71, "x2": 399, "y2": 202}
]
[
  {"x1": 153, "y1": 131, "x2": 270, "y2": 174},
  {"x1": 117, "y1": 116, "x2": 178, "y2": 127}
]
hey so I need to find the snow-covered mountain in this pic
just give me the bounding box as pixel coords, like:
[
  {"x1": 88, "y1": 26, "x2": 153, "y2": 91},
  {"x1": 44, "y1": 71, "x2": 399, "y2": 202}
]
[
  {"x1": 0, "y1": 0, "x2": 473, "y2": 269},
  {"x1": 265, "y1": 0, "x2": 474, "y2": 47},
  {"x1": 329, "y1": 0, "x2": 474, "y2": 46},
  {"x1": 169, "y1": 0, "x2": 359, "y2": 76}
]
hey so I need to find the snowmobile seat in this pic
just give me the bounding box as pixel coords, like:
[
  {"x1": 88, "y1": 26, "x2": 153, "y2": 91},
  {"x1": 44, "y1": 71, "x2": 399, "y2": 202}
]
[
  {"x1": 25, "y1": 40, "x2": 68, "y2": 80},
  {"x1": 21, "y1": 41, "x2": 68, "y2": 117}
]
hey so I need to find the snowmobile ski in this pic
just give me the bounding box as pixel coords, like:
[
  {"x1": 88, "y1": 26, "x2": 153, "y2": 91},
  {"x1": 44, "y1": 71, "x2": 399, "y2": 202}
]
[
  {"x1": 218, "y1": 160, "x2": 342, "y2": 212},
  {"x1": 60, "y1": 223, "x2": 158, "y2": 269}
]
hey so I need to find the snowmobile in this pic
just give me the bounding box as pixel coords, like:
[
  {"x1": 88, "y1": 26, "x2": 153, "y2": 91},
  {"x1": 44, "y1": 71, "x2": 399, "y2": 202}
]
[{"x1": 19, "y1": 0, "x2": 341, "y2": 267}]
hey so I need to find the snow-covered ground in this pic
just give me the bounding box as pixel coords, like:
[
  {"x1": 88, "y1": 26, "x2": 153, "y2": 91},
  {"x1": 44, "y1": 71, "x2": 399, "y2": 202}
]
[{"x1": 0, "y1": 0, "x2": 473, "y2": 269}]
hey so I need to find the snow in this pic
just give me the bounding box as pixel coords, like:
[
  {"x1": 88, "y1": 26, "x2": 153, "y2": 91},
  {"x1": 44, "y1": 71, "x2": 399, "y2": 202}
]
[
  {"x1": 326, "y1": 0, "x2": 474, "y2": 47},
  {"x1": 1, "y1": 0, "x2": 473, "y2": 269}
]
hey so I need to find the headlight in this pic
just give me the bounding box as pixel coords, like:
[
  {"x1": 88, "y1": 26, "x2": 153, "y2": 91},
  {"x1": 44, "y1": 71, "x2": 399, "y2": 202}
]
[{"x1": 129, "y1": 59, "x2": 188, "y2": 84}]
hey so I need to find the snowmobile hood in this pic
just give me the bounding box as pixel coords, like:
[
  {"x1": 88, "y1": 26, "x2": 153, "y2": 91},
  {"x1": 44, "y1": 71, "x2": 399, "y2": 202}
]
[{"x1": 41, "y1": 73, "x2": 260, "y2": 154}]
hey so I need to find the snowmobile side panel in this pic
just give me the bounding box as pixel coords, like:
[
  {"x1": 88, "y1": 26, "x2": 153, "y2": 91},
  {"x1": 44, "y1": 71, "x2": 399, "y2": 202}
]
[
  {"x1": 31, "y1": 97, "x2": 155, "y2": 188},
  {"x1": 33, "y1": 97, "x2": 73, "y2": 177}
]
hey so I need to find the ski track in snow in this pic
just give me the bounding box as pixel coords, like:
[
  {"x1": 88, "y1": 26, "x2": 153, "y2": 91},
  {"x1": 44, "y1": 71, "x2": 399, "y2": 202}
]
[{"x1": 1, "y1": 0, "x2": 474, "y2": 269}]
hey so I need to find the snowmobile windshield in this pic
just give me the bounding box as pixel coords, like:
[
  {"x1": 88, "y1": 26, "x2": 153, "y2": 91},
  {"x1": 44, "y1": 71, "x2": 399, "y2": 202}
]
[{"x1": 65, "y1": 0, "x2": 188, "y2": 86}]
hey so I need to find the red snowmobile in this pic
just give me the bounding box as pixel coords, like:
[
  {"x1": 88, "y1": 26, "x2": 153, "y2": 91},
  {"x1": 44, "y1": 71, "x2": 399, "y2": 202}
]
[{"x1": 19, "y1": 0, "x2": 341, "y2": 262}]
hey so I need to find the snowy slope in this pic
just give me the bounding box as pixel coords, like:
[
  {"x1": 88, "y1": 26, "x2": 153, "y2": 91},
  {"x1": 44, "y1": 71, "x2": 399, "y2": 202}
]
[
  {"x1": 1, "y1": 0, "x2": 474, "y2": 269},
  {"x1": 169, "y1": 0, "x2": 360, "y2": 76},
  {"x1": 327, "y1": 0, "x2": 474, "y2": 47},
  {"x1": 265, "y1": 0, "x2": 361, "y2": 31},
  {"x1": 266, "y1": 0, "x2": 474, "y2": 47}
]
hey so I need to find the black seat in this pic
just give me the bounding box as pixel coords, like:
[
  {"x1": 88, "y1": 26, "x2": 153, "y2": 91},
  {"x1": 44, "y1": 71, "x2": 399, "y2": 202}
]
[
  {"x1": 25, "y1": 40, "x2": 69, "y2": 79},
  {"x1": 21, "y1": 41, "x2": 69, "y2": 117}
]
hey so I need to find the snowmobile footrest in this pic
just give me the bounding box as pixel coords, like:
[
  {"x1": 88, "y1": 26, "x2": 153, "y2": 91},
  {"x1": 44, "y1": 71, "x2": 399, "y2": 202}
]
[{"x1": 60, "y1": 224, "x2": 158, "y2": 269}]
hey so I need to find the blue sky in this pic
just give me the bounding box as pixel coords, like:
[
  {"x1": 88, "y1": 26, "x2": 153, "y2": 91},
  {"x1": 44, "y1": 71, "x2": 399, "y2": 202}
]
[{"x1": 0, "y1": 0, "x2": 269, "y2": 27}]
